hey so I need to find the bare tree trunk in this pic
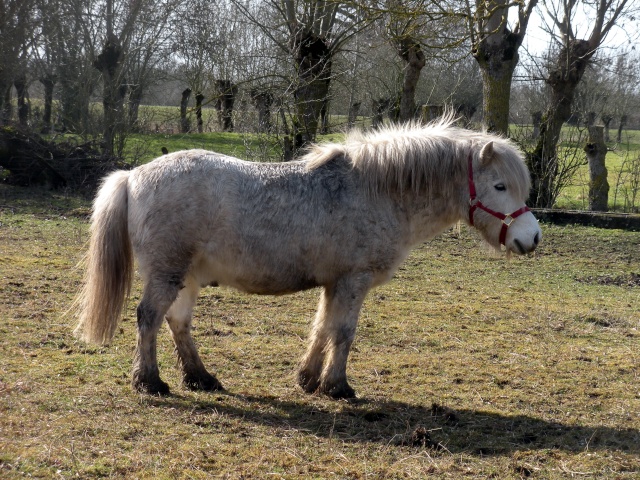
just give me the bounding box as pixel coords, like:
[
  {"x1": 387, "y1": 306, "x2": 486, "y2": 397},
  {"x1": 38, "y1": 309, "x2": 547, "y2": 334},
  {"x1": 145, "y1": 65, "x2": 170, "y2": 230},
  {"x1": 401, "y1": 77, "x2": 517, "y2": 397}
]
[
  {"x1": 180, "y1": 88, "x2": 191, "y2": 133},
  {"x1": 283, "y1": 135, "x2": 293, "y2": 161},
  {"x1": 39, "y1": 75, "x2": 56, "y2": 133},
  {"x1": 277, "y1": 98, "x2": 290, "y2": 136},
  {"x1": 94, "y1": 38, "x2": 126, "y2": 157},
  {"x1": 251, "y1": 90, "x2": 273, "y2": 133},
  {"x1": 372, "y1": 98, "x2": 390, "y2": 129},
  {"x1": 475, "y1": 43, "x2": 517, "y2": 134},
  {"x1": 602, "y1": 114, "x2": 613, "y2": 142},
  {"x1": 215, "y1": 80, "x2": 237, "y2": 132},
  {"x1": 347, "y1": 101, "x2": 361, "y2": 129},
  {"x1": 396, "y1": 37, "x2": 425, "y2": 123},
  {"x1": 585, "y1": 126, "x2": 609, "y2": 211},
  {"x1": 14, "y1": 75, "x2": 29, "y2": 127},
  {"x1": 195, "y1": 92, "x2": 205, "y2": 133},
  {"x1": 2, "y1": 84, "x2": 12, "y2": 125},
  {"x1": 528, "y1": 40, "x2": 592, "y2": 208},
  {"x1": 59, "y1": 71, "x2": 92, "y2": 133},
  {"x1": 128, "y1": 83, "x2": 144, "y2": 132},
  {"x1": 531, "y1": 111, "x2": 542, "y2": 139},
  {"x1": 319, "y1": 98, "x2": 329, "y2": 134},
  {"x1": 616, "y1": 115, "x2": 627, "y2": 143},
  {"x1": 472, "y1": 0, "x2": 537, "y2": 135},
  {"x1": 291, "y1": 28, "x2": 332, "y2": 150}
]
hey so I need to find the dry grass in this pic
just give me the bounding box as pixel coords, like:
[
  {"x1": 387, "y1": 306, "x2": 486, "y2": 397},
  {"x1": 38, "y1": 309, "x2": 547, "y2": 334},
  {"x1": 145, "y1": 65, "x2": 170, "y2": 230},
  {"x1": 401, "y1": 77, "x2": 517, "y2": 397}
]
[{"x1": 0, "y1": 184, "x2": 639, "y2": 479}]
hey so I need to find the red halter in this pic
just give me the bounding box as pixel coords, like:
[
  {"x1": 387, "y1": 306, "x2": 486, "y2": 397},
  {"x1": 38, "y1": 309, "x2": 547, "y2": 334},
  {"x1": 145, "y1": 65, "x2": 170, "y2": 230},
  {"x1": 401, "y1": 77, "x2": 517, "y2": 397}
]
[{"x1": 468, "y1": 152, "x2": 530, "y2": 246}]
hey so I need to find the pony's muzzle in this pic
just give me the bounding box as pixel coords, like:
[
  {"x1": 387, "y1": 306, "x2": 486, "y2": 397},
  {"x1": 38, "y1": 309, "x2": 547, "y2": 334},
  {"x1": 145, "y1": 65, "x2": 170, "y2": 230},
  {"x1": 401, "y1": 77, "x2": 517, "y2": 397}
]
[{"x1": 512, "y1": 228, "x2": 541, "y2": 254}]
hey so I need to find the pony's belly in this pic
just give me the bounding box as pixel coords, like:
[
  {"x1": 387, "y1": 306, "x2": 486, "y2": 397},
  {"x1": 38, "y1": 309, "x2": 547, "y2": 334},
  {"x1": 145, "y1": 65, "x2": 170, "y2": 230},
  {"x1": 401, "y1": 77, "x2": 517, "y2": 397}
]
[{"x1": 191, "y1": 254, "x2": 320, "y2": 295}]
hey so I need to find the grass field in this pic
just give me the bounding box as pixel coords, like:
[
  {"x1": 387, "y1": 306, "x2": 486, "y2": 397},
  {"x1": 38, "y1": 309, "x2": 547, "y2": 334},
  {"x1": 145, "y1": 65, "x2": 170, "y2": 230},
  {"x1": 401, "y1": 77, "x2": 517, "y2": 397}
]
[{"x1": 0, "y1": 184, "x2": 638, "y2": 478}]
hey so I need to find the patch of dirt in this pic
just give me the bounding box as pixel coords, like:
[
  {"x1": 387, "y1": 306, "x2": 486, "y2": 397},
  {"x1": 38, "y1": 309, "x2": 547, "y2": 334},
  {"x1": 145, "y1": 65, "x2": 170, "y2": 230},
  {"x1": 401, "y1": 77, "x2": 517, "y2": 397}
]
[
  {"x1": 403, "y1": 426, "x2": 444, "y2": 450},
  {"x1": 577, "y1": 273, "x2": 640, "y2": 287}
]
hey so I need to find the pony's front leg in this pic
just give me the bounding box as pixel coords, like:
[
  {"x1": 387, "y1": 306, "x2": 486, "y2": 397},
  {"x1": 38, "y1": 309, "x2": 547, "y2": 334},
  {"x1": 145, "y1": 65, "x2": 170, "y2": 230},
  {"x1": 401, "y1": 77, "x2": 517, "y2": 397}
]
[
  {"x1": 299, "y1": 274, "x2": 371, "y2": 399},
  {"x1": 166, "y1": 276, "x2": 223, "y2": 391},
  {"x1": 298, "y1": 290, "x2": 331, "y2": 394}
]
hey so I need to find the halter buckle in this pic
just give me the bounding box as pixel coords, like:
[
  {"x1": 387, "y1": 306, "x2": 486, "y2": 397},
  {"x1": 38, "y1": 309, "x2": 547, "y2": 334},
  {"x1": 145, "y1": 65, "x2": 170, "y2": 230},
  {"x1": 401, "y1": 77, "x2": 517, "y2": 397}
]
[{"x1": 502, "y1": 215, "x2": 514, "y2": 227}]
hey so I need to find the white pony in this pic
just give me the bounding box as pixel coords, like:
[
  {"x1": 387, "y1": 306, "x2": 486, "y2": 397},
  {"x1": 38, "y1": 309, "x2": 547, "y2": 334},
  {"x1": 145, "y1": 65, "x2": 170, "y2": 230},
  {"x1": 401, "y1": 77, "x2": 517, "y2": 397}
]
[{"x1": 74, "y1": 119, "x2": 541, "y2": 399}]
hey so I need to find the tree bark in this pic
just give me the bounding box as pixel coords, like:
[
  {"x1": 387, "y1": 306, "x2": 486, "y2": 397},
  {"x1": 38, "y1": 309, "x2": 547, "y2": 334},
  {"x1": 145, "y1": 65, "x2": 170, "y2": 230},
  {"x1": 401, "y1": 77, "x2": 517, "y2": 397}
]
[
  {"x1": 14, "y1": 75, "x2": 29, "y2": 127},
  {"x1": 251, "y1": 90, "x2": 273, "y2": 133},
  {"x1": 617, "y1": 115, "x2": 627, "y2": 143},
  {"x1": 128, "y1": 83, "x2": 144, "y2": 132},
  {"x1": 180, "y1": 88, "x2": 191, "y2": 133},
  {"x1": 372, "y1": 98, "x2": 391, "y2": 129},
  {"x1": 347, "y1": 101, "x2": 361, "y2": 129},
  {"x1": 2, "y1": 84, "x2": 12, "y2": 125},
  {"x1": 473, "y1": 29, "x2": 520, "y2": 134},
  {"x1": 528, "y1": 40, "x2": 592, "y2": 208},
  {"x1": 319, "y1": 98, "x2": 329, "y2": 134},
  {"x1": 602, "y1": 114, "x2": 613, "y2": 142},
  {"x1": 195, "y1": 92, "x2": 205, "y2": 133},
  {"x1": 39, "y1": 75, "x2": 56, "y2": 133},
  {"x1": 396, "y1": 37, "x2": 425, "y2": 123},
  {"x1": 93, "y1": 38, "x2": 126, "y2": 157},
  {"x1": 291, "y1": 28, "x2": 332, "y2": 150},
  {"x1": 215, "y1": 80, "x2": 237, "y2": 132},
  {"x1": 585, "y1": 126, "x2": 609, "y2": 211},
  {"x1": 531, "y1": 111, "x2": 542, "y2": 139}
]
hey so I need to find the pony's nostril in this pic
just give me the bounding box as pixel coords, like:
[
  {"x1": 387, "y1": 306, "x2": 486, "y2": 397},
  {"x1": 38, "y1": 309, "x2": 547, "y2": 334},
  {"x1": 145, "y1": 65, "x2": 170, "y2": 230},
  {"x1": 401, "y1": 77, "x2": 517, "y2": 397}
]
[{"x1": 533, "y1": 232, "x2": 540, "y2": 246}]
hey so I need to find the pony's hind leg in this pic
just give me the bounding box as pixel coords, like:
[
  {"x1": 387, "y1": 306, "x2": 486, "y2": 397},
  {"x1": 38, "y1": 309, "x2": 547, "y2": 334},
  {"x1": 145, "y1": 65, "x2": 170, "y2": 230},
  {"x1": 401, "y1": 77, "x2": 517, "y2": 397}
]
[
  {"x1": 132, "y1": 277, "x2": 182, "y2": 395},
  {"x1": 166, "y1": 276, "x2": 223, "y2": 391},
  {"x1": 299, "y1": 274, "x2": 372, "y2": 399}
]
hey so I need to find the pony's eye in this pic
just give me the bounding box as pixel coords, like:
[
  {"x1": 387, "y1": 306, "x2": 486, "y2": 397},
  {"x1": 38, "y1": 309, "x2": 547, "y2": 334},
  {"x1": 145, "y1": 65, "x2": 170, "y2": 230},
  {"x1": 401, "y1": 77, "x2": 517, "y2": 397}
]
[{"x1": 494, "y1": 183, "x2": 506, "y2": 191}]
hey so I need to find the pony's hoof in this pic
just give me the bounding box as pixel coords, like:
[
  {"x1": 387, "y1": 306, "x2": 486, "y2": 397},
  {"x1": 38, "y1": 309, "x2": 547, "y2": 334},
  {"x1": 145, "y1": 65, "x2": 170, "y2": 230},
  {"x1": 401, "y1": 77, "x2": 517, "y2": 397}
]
[
  {"x1": 320, "y1": 382, "x2": 356, "y2": 400},
  {"x1": 184, "y1": 372, "x2": 224, "y2": 392},
  {"x1": 298, "y1": 370, "x2": 320, "y2": 394},
  {"x1": 133, "y1": 378, "x2": 171, "y2": 396}
]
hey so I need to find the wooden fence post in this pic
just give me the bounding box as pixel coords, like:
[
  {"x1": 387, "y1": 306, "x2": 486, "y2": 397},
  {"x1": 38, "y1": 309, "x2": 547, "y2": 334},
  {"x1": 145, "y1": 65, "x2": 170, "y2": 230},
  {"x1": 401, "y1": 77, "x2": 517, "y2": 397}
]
[{"x1": 584, "y1": 126, "x2": 609, "y2": 211}]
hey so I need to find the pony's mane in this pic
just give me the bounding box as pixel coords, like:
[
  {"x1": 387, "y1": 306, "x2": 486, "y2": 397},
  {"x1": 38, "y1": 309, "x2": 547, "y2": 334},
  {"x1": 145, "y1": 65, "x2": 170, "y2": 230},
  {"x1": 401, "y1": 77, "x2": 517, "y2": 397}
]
[{"x1": 303, "y1": 117, "x2": 530, "y2": 200}]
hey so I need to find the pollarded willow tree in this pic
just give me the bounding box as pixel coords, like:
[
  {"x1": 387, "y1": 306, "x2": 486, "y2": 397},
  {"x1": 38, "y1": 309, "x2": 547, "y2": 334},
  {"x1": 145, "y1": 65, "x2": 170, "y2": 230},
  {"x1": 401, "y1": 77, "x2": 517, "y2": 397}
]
[
  {"x1": 528, "y1": 0, "x2": 637, "y2": 207},
  {"x1": 0, "y1": 0, "x2": 36, "y2": 125},
  {"x1": 468, "y1": 0, "x2": 538, "y2": 134},
  {"x1": 368, "y1": 0, "x2": 463, "y2": 123},
  {"x1": 235, "y1": 0, "x2": 375, "y2": 149},
  {"x1": 93, "y1": 0, "x2": 146, "y2": 157}
]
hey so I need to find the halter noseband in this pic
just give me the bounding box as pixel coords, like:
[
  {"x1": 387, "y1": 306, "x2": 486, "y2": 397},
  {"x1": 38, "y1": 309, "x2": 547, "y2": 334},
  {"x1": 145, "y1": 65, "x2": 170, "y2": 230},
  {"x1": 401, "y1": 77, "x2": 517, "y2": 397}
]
[{"x1": 468, "y1": 152, "x2": 530, "y2": 246}]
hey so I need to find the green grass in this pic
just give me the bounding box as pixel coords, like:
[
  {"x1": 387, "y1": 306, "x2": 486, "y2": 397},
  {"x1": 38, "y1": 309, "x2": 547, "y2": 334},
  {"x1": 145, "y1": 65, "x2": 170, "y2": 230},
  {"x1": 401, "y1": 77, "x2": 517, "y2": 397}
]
[
  {"x1": 511, "y1": 125, "x2": 640, "y2": 212},
  {"x1": 1, "y1": 184, "x2": 639, "y2": 478},
  {"x1": 124, "y1": 131, "x2": 280, "y2": 166}
]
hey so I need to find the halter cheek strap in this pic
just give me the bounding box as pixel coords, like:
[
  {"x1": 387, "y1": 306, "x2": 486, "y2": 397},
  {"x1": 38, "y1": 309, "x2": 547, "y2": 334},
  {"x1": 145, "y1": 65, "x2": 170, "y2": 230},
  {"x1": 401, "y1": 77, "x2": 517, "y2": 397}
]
[{"x1": 468, "y1": 153, "x2": 530, "y2": 246}]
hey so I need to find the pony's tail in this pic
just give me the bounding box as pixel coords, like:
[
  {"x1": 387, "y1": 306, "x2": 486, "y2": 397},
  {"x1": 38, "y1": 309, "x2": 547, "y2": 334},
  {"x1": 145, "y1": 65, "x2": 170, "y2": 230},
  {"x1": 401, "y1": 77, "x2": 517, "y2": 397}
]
[{"x1": 74, "y1": 170, "x2": 133, "y2": 345}]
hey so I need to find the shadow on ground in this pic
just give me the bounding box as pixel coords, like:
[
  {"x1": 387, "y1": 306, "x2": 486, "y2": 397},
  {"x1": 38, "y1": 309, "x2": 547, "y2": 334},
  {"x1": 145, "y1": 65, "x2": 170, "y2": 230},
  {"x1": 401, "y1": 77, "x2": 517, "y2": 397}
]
[{"x1": 145, "y1": 392, "x2": 640, "y2": 455}]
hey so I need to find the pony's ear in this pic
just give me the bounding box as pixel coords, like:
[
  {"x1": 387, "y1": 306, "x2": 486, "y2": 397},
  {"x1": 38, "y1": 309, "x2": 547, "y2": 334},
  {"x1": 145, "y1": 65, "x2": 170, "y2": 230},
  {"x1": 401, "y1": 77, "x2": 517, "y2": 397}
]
[{"x1": 479, "y1": 141, "x2": 495, "y2": 166}]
